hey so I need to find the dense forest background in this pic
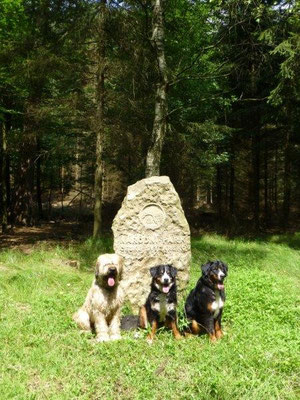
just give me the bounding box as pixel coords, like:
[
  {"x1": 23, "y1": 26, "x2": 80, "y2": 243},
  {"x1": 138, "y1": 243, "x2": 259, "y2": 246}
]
[{"x1": 0, "y1": 0, "x2": 299, "y2": 236}]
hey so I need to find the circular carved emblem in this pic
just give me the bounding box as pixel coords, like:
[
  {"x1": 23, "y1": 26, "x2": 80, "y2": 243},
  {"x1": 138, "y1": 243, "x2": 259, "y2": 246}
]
[{"x1": 139, "y1": 204, "x2": 166, "y2": 230}]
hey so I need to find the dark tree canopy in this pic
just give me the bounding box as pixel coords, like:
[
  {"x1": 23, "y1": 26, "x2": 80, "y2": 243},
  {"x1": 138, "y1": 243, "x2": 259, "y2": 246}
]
[{"x1": 0, "y1": 0, "x2": 299, "y2": 234}]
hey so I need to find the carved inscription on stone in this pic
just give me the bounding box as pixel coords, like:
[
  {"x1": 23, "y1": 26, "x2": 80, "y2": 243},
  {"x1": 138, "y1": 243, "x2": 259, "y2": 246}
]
[
  {"x1": 112, "y1": 176, "x2": 191, "y2": 309},
  {"x1": 139, "y1": 204, "x2": 166, "y2": 230},
  {"x1": 115, "y1": 232, "x2": 189, "y2": 257}
]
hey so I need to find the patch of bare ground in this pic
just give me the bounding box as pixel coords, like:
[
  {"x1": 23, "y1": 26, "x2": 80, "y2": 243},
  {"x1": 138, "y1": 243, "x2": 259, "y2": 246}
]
[
  {"x1": 0, "y1": 263, "x2": 10, "y2": 271},
  {"x1": 9, "y1": 302, "x2": 32, "y2": 314},
  {"x1": 28, "y1": 371, "x2": 64, "y2": 397},
  {"x1": 0, "y1": 221, "x2": 93, "y2": 251}
]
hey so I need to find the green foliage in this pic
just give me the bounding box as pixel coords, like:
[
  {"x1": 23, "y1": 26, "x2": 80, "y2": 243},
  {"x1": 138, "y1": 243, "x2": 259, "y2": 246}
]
[
  {"x1": 269, "y1": 32, "x2": 300, "y2": 105},
  {"x1": 1, "y1": 0, "x2": 300, "y2": 229}
]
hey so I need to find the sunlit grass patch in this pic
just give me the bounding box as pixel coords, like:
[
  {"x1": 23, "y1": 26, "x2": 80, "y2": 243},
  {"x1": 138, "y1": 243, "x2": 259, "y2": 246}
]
[{"x1": 0, "y1": 234, "x2": 299, "y2": 399}]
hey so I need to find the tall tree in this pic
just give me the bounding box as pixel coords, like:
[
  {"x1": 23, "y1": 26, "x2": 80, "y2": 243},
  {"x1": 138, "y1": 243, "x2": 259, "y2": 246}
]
[
  {"x1": 0, "y1": 119, "x2": 8, "y2": 232},
  {"x1": 93, "y1": 0, "x2": 107, "y2": 237},
  {"x1": 145, "y1": 0, "x2": 168, "y2": 177},
  {"x1": 267, "y1": 1, "x2": 300, "y2": 227}
]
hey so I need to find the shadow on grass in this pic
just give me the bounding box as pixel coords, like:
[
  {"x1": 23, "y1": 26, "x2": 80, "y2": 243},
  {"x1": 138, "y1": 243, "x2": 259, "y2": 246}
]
[
  {"x1": 191, "y1": 235, "x2": 268, "y2": 266},
  {"x1": 225, "y1": 231, "x2": 300, "y2": 251},
  {"x1": 196, "y1": 230, "x2": 300, "y2": 251},
  {"x1": 0, "y1": 221, "x2": 93, "y2": 250},
  {"x1": 75, "y1": 236, "x2": 114, "y2": 270},
  {"x1": 257, "y1": 232, "x2": 300, "y2": 250}
]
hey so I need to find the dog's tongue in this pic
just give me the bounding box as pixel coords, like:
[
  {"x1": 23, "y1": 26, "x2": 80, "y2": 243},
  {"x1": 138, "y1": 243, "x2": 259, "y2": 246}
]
[
  {"x1": 108, "y1": 277, "x2": 115, "y2": 287},
  {"x1": 162, "y1": 286, "x2": 170, "y2": 293},
  {"x1": 217, "y1": 284, "x2": 224, "y2": 290}
]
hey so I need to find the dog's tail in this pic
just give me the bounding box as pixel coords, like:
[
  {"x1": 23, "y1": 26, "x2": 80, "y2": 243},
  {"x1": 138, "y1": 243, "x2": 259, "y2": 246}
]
[{"x1": 121, "y1": 315, "x2": 140, "y2": 331}]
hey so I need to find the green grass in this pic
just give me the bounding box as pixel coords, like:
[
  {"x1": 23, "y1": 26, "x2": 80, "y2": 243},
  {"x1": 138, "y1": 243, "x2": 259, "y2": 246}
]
[{"x1": 0, "y1": 233, "x2": 300, "y2": 399}]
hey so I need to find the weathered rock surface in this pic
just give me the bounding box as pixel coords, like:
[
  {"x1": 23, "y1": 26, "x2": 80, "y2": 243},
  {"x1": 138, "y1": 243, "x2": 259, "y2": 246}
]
[{"x1": 112, "y1": 176, "x2": 191, "y2": 310}]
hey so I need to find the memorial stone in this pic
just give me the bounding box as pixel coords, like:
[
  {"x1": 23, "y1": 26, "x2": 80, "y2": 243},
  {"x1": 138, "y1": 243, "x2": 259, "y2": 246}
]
[{"x1": 112, "y1": 176, "x2": 191, "y2": 309}]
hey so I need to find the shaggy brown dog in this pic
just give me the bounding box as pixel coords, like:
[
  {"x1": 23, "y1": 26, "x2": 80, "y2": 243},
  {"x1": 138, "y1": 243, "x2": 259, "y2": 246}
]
[{"x1": 73, "y1": 253, "x2": 124, "y2": 342}]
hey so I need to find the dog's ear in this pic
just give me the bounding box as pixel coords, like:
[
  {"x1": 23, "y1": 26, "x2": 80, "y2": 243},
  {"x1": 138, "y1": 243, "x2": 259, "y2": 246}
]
[
  {"x1": 117, "y1": 255, "x2": 124, "y2": 273},
  {"x1": 222, "y1": 261, "x2": 228, "y2": 274},
  {"x1": 201, "y1": 262, "x2": 211, "y2": 276},
  {"x1": 150, "y1": 266, "x2": 159, "y2": 277},
  {"x1": 95, "y1": 261, "x2": 100, "y2": 279},
  {"x1": 169, "y1": 265, "x2": 178, "y2": 278}
]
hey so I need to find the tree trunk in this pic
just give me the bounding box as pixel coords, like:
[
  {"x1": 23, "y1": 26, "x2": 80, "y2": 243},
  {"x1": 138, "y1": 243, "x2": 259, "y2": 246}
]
[
  {"x1": 93, "y1": 0, "x2": 107, "y2": 238},
  {"x1": 282, "y1": 131, "x2": 291, "y2": 229},
  {"x1": 14, "y1": 101, "x2": 37, "y2": 226},
  {"x1": 252, "y1": 130, "x2": 260, "y2": 230},
  {"x1": 216, "y1": 164, "x2": 222, "y2": 217},
  {"x1": 263, "y1": 138, "x2": 269, "y2": 225},
  {"x1": 15, "y1": 139, "x2": 35, "y2": 225},
  {"x1": 1, "y1": 121, "x2": 8, "y2": 232},
  {"x1": 225, "y1": 166, "x2": 229, "y2": 214},
  {"x1": 274, "y1": 143, "x2": 278, "y2": 214},
  {"x1": 249, "y1": 60, "x2": 261, "y2": 230},
  {"x1": 145, "y1": 0, "x2": 168, "y2": 177},
  {"x1": 74, "y1": 136, "x2": 83, "y2": 220},
  {"x1": 23, "y1": 146, "x2": 35, "y2": 226},
  {"x1": 229, "y1": 149, "x2": 235, "y2": 216},
  {"x1": 5, "y1": 152, "x2": 10, "y2": 225},
  {"x1": 60, "y1": 166, "x2": 65, "y2": 217},
  {"x1": 47, "y1": 177, "x2": 53, "y2": 221},
  {"x1": 36, "y1": 137, "x2": 43, "y2": 220}
]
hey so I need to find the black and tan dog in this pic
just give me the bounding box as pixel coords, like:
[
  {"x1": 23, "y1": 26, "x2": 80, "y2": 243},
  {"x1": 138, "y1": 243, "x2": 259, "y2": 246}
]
[
  {"x1": 139, "y1": 264, "x2": 182, "y2": 343},
  {"x1": 185, "y1": 260, "x2": 228, "y2": 342}
]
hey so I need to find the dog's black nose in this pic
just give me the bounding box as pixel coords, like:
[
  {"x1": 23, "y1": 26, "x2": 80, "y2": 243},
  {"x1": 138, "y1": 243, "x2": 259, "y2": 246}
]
[
  {"x1": 109, "y1": 266, "x2": 116, "y2": 273},
  {"x1": 163, "y1": 278, "x2": 169, "y2": 284}
]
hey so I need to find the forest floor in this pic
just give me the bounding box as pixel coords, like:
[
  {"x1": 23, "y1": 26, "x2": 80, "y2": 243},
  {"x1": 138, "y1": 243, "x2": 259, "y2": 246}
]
[
  {"x1": 0, "y1": 221, "x2": 93, "y2": 252},
  {"x1": 0, "y1": 228, "x2": 299, "y2": 399}
]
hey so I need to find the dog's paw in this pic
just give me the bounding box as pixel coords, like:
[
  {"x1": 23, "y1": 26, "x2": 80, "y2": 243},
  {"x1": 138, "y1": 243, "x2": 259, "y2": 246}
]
[
  {"x1": 216, "y1": 330, "x2": 223, "y2": 339},
  {"x1": 146, "y1": 336, "x2": 154, "y2": 345},
  {"x1": 133, "y1": 331, "x2": 141, "y2": 339},
  {"x1": 95, "y1": 335, "x2": 110, "y2": 343},
  {"x1": 110, "y1": 334, "x2": 122, "y2": 341},
  {"x1": 209, "y1": 335, "x2": 217, "y2": 343},
  {"x1": 174, "y1": 334, "x2": 183, "y2": 340},
  {"x1": 79, "y1": 329, "x2": 91, "y2": 335}
]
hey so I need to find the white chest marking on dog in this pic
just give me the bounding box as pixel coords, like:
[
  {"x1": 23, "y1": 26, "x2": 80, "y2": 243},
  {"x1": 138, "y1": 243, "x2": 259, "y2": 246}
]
[
  {"x1": 152, "y1": 294, "x2": 174, "y2": 322},
  {"x1": 211, "y1": 291, "x2": 224, "y2": 318},
  {"x1": 217, "y1": 269, "x2": 225, "y2": 280},
  {"x1": 161, "y1": 271, "x2": 171, "y2": 284}
]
